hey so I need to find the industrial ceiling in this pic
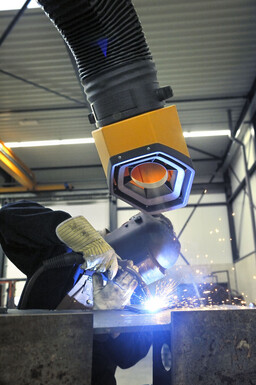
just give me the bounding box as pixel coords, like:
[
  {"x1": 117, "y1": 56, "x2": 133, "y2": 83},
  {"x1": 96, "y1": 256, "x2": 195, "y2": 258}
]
[{"x1": 0, "y1": 0, "x2": 256, "y2": 202}]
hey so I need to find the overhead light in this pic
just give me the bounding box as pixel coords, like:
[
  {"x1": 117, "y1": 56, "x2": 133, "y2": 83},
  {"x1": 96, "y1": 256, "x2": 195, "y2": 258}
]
[
  {"x1": 4, "y1": 130, "x2": 231, "y2": 148},
  {"x1": 19, "y1": 120, "x2": 38, "y2": 126},
  {"x1": 0, "y1": 0, "x2": 40, "y2": 11},
  {"x1": 4, "y1": 138, "x2": 95, "y2": 148},
  {"x1": 183, "y1": 130, "x2": 231, "y2": 138}
]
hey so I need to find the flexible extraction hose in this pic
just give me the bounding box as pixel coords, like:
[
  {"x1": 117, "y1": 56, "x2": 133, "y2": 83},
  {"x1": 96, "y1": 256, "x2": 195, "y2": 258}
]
[{"x1": 38, "y1": 0, "x2": 172, "y2": 127}]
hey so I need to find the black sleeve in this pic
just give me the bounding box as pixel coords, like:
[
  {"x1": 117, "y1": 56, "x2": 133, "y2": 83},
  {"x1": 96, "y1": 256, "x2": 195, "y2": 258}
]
[
  {"x1": 107, "y1": 331, "x2": 152, "y2": 369},
  {"x1": 0, "y1": 200, "x2": 71, "y2": 277}
]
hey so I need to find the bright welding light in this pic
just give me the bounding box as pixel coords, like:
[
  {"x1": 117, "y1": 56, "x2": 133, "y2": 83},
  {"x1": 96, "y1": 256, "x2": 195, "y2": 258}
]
[{"x1": 143, "y1": 296, "x2": 168, "y2": 312}]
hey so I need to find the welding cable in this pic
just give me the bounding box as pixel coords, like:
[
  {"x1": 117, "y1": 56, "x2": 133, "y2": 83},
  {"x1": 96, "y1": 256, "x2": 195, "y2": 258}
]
[
  {"x1": 18, "y1": 252, "x2": 84, "y2": 309},
  {"x1": 38, "y1": 0, "x2": 169, "y2": 128}
]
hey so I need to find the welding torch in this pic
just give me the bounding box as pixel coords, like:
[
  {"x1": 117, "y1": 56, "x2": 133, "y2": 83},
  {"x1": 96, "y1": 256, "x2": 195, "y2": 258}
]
[
  {"x1": 101, "y1": 258, "x2": 151, "y2": 301},
  {"x1": 117, "y1": 259, "x2": 152, "y2": 300}
]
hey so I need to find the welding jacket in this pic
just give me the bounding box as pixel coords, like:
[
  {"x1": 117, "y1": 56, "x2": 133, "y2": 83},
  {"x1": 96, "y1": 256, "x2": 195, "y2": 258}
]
[{"x1": 0, "y1": 200, "x2": 152, "y2": 385}]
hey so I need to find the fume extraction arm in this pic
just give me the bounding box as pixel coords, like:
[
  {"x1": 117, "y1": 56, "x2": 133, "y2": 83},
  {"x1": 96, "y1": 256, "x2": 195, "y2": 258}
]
[{"x1": 39, "y1": 0, "x2": 195, "y2": 214}]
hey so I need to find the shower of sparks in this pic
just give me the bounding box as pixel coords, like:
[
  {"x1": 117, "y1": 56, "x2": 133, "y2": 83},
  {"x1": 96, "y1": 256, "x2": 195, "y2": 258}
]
[
  {"x1": 142, "y1": 278, "x2": 181, "y2": 312},
  {"x1": 139, "y1": 276, "x2": 248, "y2": 313}
]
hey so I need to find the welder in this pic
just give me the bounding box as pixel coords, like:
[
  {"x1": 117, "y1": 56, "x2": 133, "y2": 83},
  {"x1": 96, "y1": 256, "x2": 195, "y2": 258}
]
[{"x1": 0, "y1": 200, "x2": 180, "y2": 385}]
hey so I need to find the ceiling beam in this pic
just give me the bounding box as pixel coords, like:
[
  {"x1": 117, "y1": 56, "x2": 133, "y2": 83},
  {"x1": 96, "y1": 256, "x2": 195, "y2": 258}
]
[
  {"x1": 0, "y1": 69, "x2": 87, "y2": 106},
  {"x1": 167, "y1": 95, "x2": 247, "y2": 104},
  {"x1": 187, "y1": 144, "x2": 221, "y2": 160},
  {"x1": 0, "y1": 105, "x2": 88, "y2": 115},
  {"x1": 0, "y1": 0, "x2": 31, "y2": 47}
]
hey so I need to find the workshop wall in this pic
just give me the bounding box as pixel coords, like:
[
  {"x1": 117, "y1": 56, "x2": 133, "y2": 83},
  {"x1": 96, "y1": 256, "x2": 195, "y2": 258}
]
[
  {"x1": 118, "y1": 193, "x2": 233, "y2": 267},
  {"x1": 230, "y1": 126, "x2": 255, "y2": 193},
  {"x1": 47, "y1": 200, "x2": 110, "y2": 231},
  {"x1": 229, "y1": 123, "x2": 256, "y2": 306},
  {"x1": 235, "y1": 254, "x2": 256, "y2": 305},
  {"x1": 233, "y1": 189, "x2": 255, "y2": 257}
]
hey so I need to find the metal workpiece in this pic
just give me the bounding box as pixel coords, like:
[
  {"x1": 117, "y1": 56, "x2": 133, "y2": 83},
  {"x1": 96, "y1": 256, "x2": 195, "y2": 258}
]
[
  {"x1": 93, "y1": 308, "x2": 172, "y2": 334},
  {"x1": 0, "y1": 310, "x2": 93, "y2": 385},
  {"x1": 170, "y1": 308, "x2": 256, "y2": 385},
  {"x1": 94, "y1": 307, "x2": 256, "y2": 385},
  {"x1": 94, "y1": 306, "x2": 256, "y2": 385},
  {"x1": 1, "y1": 307, "x2": 255, "y2": 385}
]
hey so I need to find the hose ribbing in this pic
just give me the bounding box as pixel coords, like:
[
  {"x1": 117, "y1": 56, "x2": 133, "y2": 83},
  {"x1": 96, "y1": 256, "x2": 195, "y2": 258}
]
[
  {"x1": 38, "y1": 0, "x2": 171, "y2": 126},
  {"x1": 39, "y1": 0, "x2": 152, "y2": 81}
]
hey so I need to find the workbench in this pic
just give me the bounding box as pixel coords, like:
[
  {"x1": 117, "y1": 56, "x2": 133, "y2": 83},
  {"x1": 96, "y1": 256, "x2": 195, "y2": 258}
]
[{"x1": 0, "y1": 306, "x2": 255, "y2": 384}]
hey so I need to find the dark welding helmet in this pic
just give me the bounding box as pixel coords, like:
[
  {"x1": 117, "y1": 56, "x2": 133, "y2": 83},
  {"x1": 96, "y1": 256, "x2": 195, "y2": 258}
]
[{"x1": 105, "y1": 212, "x2": 180, "y2": 285}]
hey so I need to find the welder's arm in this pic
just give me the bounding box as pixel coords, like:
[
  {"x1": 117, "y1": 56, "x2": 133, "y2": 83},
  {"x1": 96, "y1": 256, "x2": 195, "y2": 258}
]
[
  {"x1": 0, "y1": 200, "x2": 71, "y2": 277},
  {"x1": 56, "y1": 216, "x2": 118, "y2": 280}
]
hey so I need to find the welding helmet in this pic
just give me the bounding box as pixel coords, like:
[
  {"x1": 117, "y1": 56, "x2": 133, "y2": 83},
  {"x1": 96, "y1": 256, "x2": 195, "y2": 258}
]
[{"x1": 105, "y1": 212, "x2": 180, "y2": 285}]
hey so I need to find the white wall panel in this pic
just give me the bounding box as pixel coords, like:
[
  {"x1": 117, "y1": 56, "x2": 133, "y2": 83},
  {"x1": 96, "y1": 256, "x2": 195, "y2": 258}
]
[
  {"x1": 244, "y1": 126, "x2": 256, "y2": 169},
  {"x1": 229, "y1": 124, "x2": 256, "y2": 305},
  {"x1": 235, "y1": 253, "x2": 256, "y2": 305},
  {"x1": 251, "y1": 171, "x2": 256, "y2": 205},
  {"x1": 47, "y1": 200, "x2": 110, "y2": 231},
  {"x1": 230, "y1": 146, "x2": 244, "y2": 193},
  {"x1": 5, "y1": 260, "x2": 26, "y2": 307},
  {"x1": 117, "y1": 193, "x2": 227, "y2": 207},
  {"x1": 118, "y1": 195, "x2": 232, "y2": 267},
  {"x1": 187, "y1": 193, "x2": 227, "y2": 204},
  {"x1": 230, "y1": 125, "x2": 256, "y2": 194},
  {"x1": 116, "y1": 347, "x2": 152, "y2": 385},
  {"x1": 233, "y1": 190, "x2": 255, "y2": 258}
]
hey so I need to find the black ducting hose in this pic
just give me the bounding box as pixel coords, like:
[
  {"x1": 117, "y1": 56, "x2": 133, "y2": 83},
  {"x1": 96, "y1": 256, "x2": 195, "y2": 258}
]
[
  {"x1": 19, "y1": 251, "x2": 84, "y2": 309},
  {"x1": 38, "y1": 0, "x2": 172, "y2": 127}
]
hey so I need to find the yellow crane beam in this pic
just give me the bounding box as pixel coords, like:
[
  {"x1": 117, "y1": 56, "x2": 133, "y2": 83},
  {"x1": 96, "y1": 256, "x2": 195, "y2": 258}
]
[
  {"x1": 0, "y1": 141, "x2": 73, "y2": 193},
  {"x1": 0, "y1": 184, "x2": 73, "y2": 193},
  {"x1": 0, "y1": 141, "x2": 36, "y2": 190}
]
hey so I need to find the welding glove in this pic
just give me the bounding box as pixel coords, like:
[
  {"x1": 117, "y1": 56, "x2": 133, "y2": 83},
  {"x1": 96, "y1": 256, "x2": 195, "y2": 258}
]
[
  {"x1": 92, "y1": 268, "x2": 138, "y2": 310},
  {"x1": 56, "y1": 216, "x2": 118, "y2": 280}
]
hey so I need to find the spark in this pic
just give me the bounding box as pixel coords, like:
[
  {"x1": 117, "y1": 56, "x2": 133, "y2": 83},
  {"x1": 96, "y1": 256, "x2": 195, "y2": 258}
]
[
  {"x1": 142, "y1": 278, "x2": 180, "y2": 312},
  {"x1": 137, "y1": 271, "x2": 249, "y2": 313}
]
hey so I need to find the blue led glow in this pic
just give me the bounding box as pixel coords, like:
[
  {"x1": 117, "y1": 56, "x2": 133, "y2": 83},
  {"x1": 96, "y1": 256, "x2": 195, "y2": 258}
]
[{"x1": 97, "y1": 38, "x2": 108, "y2": 57}]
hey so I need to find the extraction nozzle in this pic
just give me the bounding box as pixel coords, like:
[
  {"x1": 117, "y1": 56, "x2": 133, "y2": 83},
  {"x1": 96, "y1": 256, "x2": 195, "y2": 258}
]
[{"x1": 93, "y1": 106, "x2": 195, "y2": 214}]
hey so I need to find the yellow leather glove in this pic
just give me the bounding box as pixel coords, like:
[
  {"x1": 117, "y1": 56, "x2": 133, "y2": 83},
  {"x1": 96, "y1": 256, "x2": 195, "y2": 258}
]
[{"x1": 56, "y1": 216, "x2": 118, "y2": 280}]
